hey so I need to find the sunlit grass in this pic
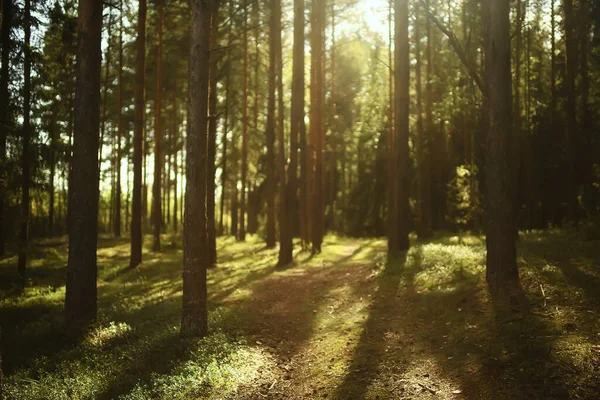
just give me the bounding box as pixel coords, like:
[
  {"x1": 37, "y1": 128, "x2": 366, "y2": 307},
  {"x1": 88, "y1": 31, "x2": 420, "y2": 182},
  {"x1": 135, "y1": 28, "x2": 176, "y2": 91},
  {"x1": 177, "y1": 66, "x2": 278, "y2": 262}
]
[{"x1": 1, "y1": 229, "x2": 600, "y2": 399}]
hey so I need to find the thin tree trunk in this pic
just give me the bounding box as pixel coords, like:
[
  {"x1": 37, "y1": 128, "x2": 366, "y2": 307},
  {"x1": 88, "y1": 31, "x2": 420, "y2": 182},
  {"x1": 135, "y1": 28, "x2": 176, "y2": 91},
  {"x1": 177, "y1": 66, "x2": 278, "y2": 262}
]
[
  {"x1": 386, "y1": 0, "x2": 395, "y2": 255},
  {"x1": 182, "y1": 0, "x2": 212, "y2": 338},
  {"x1": 219, "y1": 64, "x2": 229, "y2": 235},
  {"x1": 310, "y1": 0, "x2": 325, "y2": 254},
  {"x1": 239, "y1": 1, "x2": 248, "y2": 241},
  {"x1": 390, "y1": 0, "x2": 410, "y2": 256},
  {"x1": 17, "y1": 0, "x2": 32, "y2": 284},
  {"x1": 579, "y1": 0, "x2": 594, "y2": 215},
  {"x1": 275, "y1": 0, "x2": 289, "y2": 264},
  {"x1": 265, "y1": 0, "x2": 277, "y2": 249},
  {"x1": 65, "y1": 0, "x2": 102, "y2": 327},
  {"x1": 546, "y1": 0, "x2": 559, "y2": 226},
  {"x1": 328, "y1": 0, "x2": 336, "y2": 232},
  {"x1": 207, "y1": 1, "x2": 220, "y2": 266},
  {"x1": 49, "y1": 107, "x2": 57, "y2": 235},
  {"x1": 99, "y1": 11, "x2": 113, "y2": 174},
  {"x1": 514, "y1": 0, "x2": 522, "y2": 227},
  {"x1": 563, "y1": 0, "x2": 578, "y2": 224},
  {"x1": 152, "y1": 0, "x2": 164, "y2": 251},
  {"x1": 0, "y1": 0, "x2": 11, "y2": 256},
  {"x1": 278, "y1": 0, "x2": 304, "y2": 266},
  {"x1": 130, "y1": 0, "x2": 146, "y2": 268},
  {"x1": 173, "y1": 86, "x2": 179, "y2": 233},
  {"x1": 114, "y1": 0, "x2": 124, "y2": 238},
  {"x1": 415, "y1": 3, "x2": 430, "y2": 238}
]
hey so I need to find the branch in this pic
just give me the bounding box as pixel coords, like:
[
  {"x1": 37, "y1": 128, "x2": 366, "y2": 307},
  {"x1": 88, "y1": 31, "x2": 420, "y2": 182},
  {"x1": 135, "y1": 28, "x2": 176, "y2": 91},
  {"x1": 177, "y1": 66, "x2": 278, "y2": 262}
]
[{"x1": 418, "y1": 0, "x2": 486, "y2": 96}]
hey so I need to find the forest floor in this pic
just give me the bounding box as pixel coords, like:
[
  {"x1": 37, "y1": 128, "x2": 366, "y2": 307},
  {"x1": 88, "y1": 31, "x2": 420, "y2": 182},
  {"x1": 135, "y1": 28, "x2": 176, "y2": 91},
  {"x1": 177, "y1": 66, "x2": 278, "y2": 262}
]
[{"x1": 1, "y1": 229, "x2": 600, "y2": 399}]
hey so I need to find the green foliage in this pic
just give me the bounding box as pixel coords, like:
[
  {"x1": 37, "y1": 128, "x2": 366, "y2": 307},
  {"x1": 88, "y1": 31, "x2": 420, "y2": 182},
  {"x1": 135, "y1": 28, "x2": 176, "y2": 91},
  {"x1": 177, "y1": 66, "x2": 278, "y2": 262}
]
[{"x1": 446, "y1": 165, "x2": 481, "y2": 228}]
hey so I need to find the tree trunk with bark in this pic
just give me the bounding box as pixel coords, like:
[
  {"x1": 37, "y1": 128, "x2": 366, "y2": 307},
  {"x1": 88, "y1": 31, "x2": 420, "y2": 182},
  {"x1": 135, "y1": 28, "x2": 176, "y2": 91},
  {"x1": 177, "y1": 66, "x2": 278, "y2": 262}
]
[
  {"x1": 483, "y1": 0, "x2": 520, "y2": 297},
  {"x1": 182, "y1": 0, "x2": 213, "y2": 338},
  {"x1": 0, "y1": 0, "x2": 11, "y2": 256},
  {"x1": 65, "y1": 0, "x2": 102, "y2": 327},
  {"x1": 239, "y1": 1, "x2": 249, "y2": 241},
  {"x1": 310, "y1": 0, "x2": 325, "y2": 253},
  {"x1": 265, "y1": 0, "x2": 277, "y2": 249},
  {"x1": 415, "y1": 3, "x2": 431, "y2": 238},
  {"x1": 563, "y1": 0, "x2": 578, "y2": 224},
  {"x1": 130, "y1": 0, "x2": 146, "y2": 269},
  {"x1": 17, "y1": 0, "x2": 32, "y2": 284},
  {"x1": 389, "y1": 0, "x2": 410, "y2": 257},
  {"x1": 278, "y1": 0, "x2": 304, "y2": 266},
  {"x1": 114, "y1": 0, "x2": 124, "y2": 238},
  {"x1": 152, "y1": 0, "x2": 164, "y2": 252},
  {"x1": 207, "y1": 1, "x2": 220, "y2": 266}
]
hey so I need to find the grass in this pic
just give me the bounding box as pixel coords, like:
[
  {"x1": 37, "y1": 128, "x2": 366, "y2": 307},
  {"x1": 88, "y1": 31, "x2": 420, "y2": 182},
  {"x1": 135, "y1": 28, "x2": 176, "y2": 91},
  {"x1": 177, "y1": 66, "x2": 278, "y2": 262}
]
[{"x1": 1, "y1": 229, "x2": 599, "y2": 399}]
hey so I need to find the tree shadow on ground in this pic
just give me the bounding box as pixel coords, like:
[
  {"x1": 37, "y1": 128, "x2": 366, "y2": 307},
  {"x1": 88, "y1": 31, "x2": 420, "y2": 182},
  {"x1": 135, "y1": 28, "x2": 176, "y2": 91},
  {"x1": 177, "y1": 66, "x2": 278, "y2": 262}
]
[{"x1": 335, "y1": 237, "x2": 584, "y2": 399}]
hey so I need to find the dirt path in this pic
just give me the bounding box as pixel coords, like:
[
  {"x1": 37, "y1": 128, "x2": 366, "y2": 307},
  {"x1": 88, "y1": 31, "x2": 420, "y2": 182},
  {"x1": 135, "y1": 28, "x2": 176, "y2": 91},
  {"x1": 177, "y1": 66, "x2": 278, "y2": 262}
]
[{"x1": 222, "y1": 240, "x2": 473, "y2": 400}]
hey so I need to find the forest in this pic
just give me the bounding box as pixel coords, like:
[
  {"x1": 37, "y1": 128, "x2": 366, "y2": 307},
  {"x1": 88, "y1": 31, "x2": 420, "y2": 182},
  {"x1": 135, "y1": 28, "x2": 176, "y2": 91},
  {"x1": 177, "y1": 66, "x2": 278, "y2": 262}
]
[{"x1": 1, "y1": 0, "x2": 600, "y2": 398}]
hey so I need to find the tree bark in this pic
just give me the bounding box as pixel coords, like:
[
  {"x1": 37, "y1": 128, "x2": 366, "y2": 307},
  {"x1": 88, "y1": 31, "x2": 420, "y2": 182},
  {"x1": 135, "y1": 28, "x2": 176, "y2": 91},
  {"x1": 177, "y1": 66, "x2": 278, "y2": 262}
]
[
  {"x1": 278, "y1": 0, "x2": 304, "y2": 266},
  {"x1": 0, "y1": 0, "x2": 11, "y2": 256},
  {"x1": 563, "y1": 0, "x2": 578, "y2": 224},
  {"x1": 275, "y1": 0, "x2": 288, "y2": 264},
  {"x1": 239, "y1": 1, "x2": 249, "y2": 241},
  {"x1": 152, "y1": 0, "x2": 164, "y2": 251},
  {"x1": 207, "y1": 1, "x2": 220, "y2": 266},
  {"x1": 415, "y1": 3, "x2": 431, "y2": 238},
  {"x1": 65, "y1": 0, "x2": 102, "y2": 327},
  {"x1": 483, "y1": 0, "x2": 519, "y2": 297},
  {"x1": 17, "y1": 0, "x2": 32, "y2": 284},
  {"x1": 99, "y1": 11, "x2": 112, "y2": 181},
  {"x1": 265, "y1": 0, "x2": 278, "y2": 249},
  {"x1": 114, "y1": 0, "x2": 124, "y2": 238},
  {"x1": 310, "y1": 0, "x2": 325, "y2": 253},
  {"x1": 389, "y1": 0, "x2": 410, "y2": 257},
  {"x1": 219, "y1": 59, "x2": 230, "y2": 235},
  {"x1": 49, "y1": 106, "x2": 58, "y2": 235},
  {"x1": 386, "y1": 0, "x2": 395, "y2": 256},
  {"x1": 130, "y1": 0, "x2": 146, "y2": 269},
  {"x1": 182, "y1": 0, "x2": 212, "y2": 338}
]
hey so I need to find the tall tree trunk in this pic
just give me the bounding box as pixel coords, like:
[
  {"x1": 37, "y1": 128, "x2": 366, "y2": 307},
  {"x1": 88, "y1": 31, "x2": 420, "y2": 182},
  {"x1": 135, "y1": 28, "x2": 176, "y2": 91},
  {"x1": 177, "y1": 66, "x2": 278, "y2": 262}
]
[
  {"x1": 415, "y1": 2, "x2": 430, "y2": 238},
  {"x1": 17, "y1": 0, "x2": 32, "y2": 284},
  {"x1": 165, "y1": 122, "x2": 171, "y2": 227},
  {"x1": 563, "y1": 0, "x2": 578, "y2": 224},
  {"x1": 252, "y1": 0, "x2": 260, "y2": 233},
  {"x1": 152, "y1": 0, "x2": 164, "y2": 251},
  {"x1": 230, "y1": 164, "x2": 238, "y2": 236},
  {"x1": 275, "y1": 0, "x2": 289, "y2": 264},
  {"x1": 386, "y1": 0, "x2": 395, "y2": 254},
  {"x1": 278, "y1": 0, "x2": 304, "y2": 266},
  {"x1": 219, "y1": 62, "x2": 229, "y2": 235},
  {"x1": 579, "y1": 1, "x2": 594, "y2": 216},
  {"x1": 239, "y1": 2, "x2": 248, "y2": 241},
  {"x1": 514, "y1": 0, "x2": 522, "y2": 228},
  {"x1": 172, "y1": 87, "x2": 179, "y2": 233},
  {"x1": 65, "y1": 0, "x2": 102, "y2": 327},
  {"x1": 483, "y1": 0, "x2": 519, "y2": 297},
  {"x1": 265, "y1": 0, "x2": 277, "y2": 249},
  {"x1": 49, "y1": 107, "x2": 58, "y2": 235},
  {"x1": 327, "y1": 1, "x2": 336, "y2": 232},
  {"x1": 310, "y1": 0, "x2": 325, "y2": 253},
  {"x1": 182, "y1": 0, "x2": 212, "y2": 338},
  {"x1": 114, "y1": 0, "x2": 124, "y2": 238},
  {"x1": 389, "y1": 0, "x2": 410, "y2": 256},
  {"x1": 130, "y1": 0, "x2": 146, "y2": 268},
  {"x1": 0, "y1": 0, "x2": 11, "y2": 256},
  {"x1": 99, "y1": 11, "x2": 112, "y2": 176},
  {"x1": 207, "y1": 2, "x2": 220, "y2": 266}
]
